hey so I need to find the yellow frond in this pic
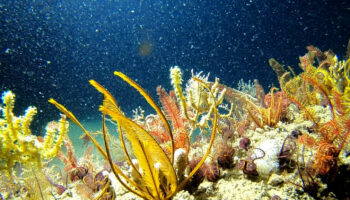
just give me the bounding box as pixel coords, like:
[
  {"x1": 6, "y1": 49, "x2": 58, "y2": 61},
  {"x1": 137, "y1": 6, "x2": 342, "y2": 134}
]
[
  {"x1": 90, "y1": 74, "x2": 178, "y2": 199},
  {"x1": 48, "y1": 98, "x2": 142, "y2": 197},
  {"x1": 101, "y1": 115, "x2": 147, "y2": 199},
  {"x1": 89, "y1": 80, "x2": 146, "y2": 191},
  {"x1": 345, "y1": 59, "x2": 350, "y2": 85},
  {"x1": 89, "y1": 80, "x2": 120, "y2": 113},
  {"x1": 102, "y1": 105, "x2": 177, "y2": 199},
  {"x1": 114, "y1": 71, "x2": 174, "y2": 164}
]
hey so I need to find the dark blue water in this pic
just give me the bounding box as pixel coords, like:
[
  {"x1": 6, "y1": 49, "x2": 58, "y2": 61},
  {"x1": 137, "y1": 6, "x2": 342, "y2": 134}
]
[{"x1": 1, "y1": 0, "x2": 350, "y2": 134}]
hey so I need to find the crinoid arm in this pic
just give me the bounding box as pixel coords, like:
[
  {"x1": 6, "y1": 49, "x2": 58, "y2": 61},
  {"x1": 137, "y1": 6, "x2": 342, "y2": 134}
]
[
  {"x1": 177, "y1": 77, "x2": 218, "y2": 191},
  {"x1": 48, "y1": 98, "x2": 107, "y2": 158},
  {"x1": 50, "y1": 71, "x2": 218, "y2": 200},
  {"x1": 89, "y1": 80, "x2": 141, "y2": 177},
  {"x1": 48, "y1": 99, "x2": 146, "y2": 198},
  {"x1": 114, "y1": 71, "x2": 175, "y2": 164},
  {"x1": 90, "y1": 77, "x2": 177, "y2": 200}
]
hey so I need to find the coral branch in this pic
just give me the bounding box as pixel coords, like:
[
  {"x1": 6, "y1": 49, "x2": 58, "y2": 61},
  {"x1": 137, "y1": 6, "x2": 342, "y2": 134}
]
[{"x1": 0, "y1": 91, "x2": 68, "y2": 176}]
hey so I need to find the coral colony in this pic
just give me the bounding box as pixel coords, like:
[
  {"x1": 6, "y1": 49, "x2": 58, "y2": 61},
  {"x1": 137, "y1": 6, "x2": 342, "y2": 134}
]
[{"x1": 1, "y1": 42, "x2": 350, "y2": 199}]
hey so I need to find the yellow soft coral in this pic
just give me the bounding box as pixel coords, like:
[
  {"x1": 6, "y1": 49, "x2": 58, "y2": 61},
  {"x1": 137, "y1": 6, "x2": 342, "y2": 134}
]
[{"x1": 0, "y1": 91, "x2": 68, "y2": 177}]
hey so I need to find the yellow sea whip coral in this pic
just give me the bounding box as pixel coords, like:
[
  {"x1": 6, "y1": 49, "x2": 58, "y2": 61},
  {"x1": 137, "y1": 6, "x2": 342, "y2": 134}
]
[{"x1": 0, "y1": 90, "x2": 68, "y2": 177}]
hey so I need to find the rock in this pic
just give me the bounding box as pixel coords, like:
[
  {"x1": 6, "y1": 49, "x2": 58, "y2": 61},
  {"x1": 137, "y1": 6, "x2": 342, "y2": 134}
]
[
  {"x1": 197, "y1": 181, "x2": 215, "y2": 194},
  {"x1": 268, "y1": 174, "x2": 284, "y2": 186},
  {"x1": 172, "y1": 190, "x2": 196, "y2": 200}
]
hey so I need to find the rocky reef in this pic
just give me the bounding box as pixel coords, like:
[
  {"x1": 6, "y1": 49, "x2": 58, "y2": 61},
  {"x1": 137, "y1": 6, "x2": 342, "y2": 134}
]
[{"x1": 1, "y1": 43, "x2": 350, "y2": 200}]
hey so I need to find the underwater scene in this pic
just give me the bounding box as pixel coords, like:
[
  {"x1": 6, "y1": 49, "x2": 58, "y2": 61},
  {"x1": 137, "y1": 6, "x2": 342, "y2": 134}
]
[{"x1": 1, "y1": 0, "x2": 350, "y2": 200}]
